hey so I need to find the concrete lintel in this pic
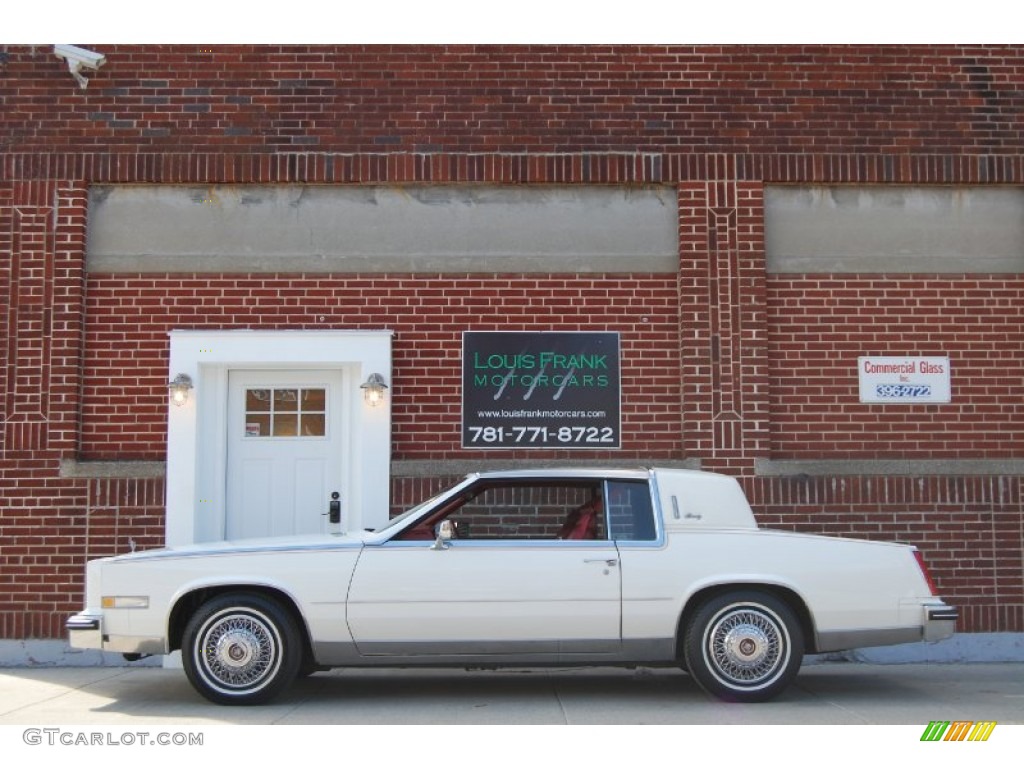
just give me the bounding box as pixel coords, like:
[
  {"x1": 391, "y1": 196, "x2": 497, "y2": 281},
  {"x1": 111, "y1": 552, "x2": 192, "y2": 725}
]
[
  {"x1": 88, "y1": 253, "x2": 675, "y2": 274},
  {"x1": 766, "y1": 185, "x2": 1024, "y2": 274},
  {"x1": 60, "y1": 459, "x2": 166, "y2": 479},
  {"x1": 87, "y1": 184, "x2": 679, "y2": 274},
  {"x1": 756, "y1": 458, "x2": 1024, "y2": 477}
]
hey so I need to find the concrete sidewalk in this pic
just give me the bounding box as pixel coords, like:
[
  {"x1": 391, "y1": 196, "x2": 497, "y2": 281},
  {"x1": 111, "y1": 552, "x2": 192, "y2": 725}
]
[{"x1": 0, "y1": 663, "x2": 1021, "y2": 725}]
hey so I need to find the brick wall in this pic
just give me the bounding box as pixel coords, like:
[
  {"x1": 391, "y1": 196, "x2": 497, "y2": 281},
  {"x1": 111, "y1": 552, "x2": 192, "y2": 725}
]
[
  {"x1": 767, "y1": 276, "x2": 1024, "y2": 459},
  {"x1": 81, "y1": 273, "x2": 682, "y2": 461},
  {"x1": 4, "y1": 45, "x2": 1024, "y2": 156},
  {"x1": 1, "y1": 45, "x2": 1023, "y2": 640}
]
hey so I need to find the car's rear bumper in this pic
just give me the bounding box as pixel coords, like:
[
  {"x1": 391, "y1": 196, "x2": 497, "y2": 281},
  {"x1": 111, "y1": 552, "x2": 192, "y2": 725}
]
[
  {"x1": 924, "y1": 604, "x2": 958, "y2": 642},
  {"x1": 815, "y1": 600, "x2": 958, "y2": 653}
]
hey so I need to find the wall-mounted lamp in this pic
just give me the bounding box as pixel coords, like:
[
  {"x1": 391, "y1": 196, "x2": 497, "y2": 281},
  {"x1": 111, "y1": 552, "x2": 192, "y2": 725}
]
[
  {"x1": 360, "y1": 372, "x2": 389, "y2": 407},
  {"x1": 168, "y1": 373, "x2": 194, "y2": 407}
]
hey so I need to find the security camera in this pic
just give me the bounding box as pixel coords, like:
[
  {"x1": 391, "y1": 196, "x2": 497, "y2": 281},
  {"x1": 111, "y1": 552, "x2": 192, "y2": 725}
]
[{"x1": 53, "y1": 45, "x2": 106, "y2": 89}]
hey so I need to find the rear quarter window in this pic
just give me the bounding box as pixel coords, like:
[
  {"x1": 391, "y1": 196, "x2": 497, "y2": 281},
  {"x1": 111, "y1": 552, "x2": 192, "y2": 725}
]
[{"x1": 606, "y1": 480, "x2": 657, "y2": 541}]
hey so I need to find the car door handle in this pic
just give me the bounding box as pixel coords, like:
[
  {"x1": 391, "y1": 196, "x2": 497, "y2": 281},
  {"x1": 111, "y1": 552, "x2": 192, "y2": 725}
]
[{"x1": 584, "y1": 558, "x2": 618, "y2": 567}]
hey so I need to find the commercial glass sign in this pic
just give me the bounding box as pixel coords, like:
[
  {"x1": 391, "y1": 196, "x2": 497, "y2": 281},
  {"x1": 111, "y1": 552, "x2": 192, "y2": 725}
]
[
  {"x1": 462, "y1": 332, "x2": 621, "y2": 448},
  {"x1": 858, "y1": 357, "x2": 951, "y2": 403}
]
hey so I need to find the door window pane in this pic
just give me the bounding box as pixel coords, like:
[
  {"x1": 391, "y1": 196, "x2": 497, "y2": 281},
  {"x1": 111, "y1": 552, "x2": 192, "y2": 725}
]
[
  {"x1": 399, "y1": 481, "x2": 607, "y2": 541},
  {"x1": 274, "y1": 389, "x2": 299, "y2": 411},
  {"x1": 245, "y1": 387, "x2": 327, "y2": 438},
  {"x1": 301, "y1": 413, "x2": 326, "y2": 437},
  {"x1": 246, "y1": 389, "x2": 271, "y2": 412},
  {"x1": 273, "y1": 413, "x2": 299, "y2": 437},
  {"x1": 303, "y1": 388, "x2": 326, "y2": 411}
]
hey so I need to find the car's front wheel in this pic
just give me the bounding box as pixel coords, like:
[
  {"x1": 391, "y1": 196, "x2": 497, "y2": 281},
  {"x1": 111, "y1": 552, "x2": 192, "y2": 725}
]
[
  {"x1": 182, "y1": 593, "x2": 301, "y2": 705},
  {"x1": 683, "y1": 590, "x2": 804, "y2": 702}
]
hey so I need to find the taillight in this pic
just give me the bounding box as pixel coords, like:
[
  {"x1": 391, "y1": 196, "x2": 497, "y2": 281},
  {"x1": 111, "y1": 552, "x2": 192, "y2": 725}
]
[{"x1": 913, "y1": 549, "x2": 938, "y2": 595}]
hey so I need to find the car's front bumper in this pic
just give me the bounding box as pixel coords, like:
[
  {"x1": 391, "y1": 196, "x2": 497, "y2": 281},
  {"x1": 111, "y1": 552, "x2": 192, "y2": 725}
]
[
  {"x1": 66, "y1": 611, "x2": 165, "y2": 655},
  {"x1": 66, "y1": 612, "x2": 103, "y2": 650}
]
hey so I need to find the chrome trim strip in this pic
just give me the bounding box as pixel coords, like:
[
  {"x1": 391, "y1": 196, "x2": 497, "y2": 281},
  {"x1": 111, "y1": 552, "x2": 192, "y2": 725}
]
[
  {"x1": 473, "y1": 469, "x2": 652, "y2": 481},
  {"x1": 347, "y1": 596, "x2": 619, "y2": 607},
  {"x1": 111, "y1": 540, "x2": 364, "y2": 561},
  {"x1": 378, "y1": 539, "x2": 621, "y2": 550},
  {"x1": 356, "y1": 639, "x2": 621, "y2": 656}
]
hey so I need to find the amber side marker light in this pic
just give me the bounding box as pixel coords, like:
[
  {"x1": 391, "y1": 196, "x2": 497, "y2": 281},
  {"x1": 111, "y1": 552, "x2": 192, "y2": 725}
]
[{"x1": 101, "y1": 596, "x2": 150, "y2": 609}]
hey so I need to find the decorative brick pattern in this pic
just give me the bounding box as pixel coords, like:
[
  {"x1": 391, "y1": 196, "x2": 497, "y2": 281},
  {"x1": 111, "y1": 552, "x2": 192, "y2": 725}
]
[{"x1": 678, "y1": 181, "x2": 769, "y2": 471}]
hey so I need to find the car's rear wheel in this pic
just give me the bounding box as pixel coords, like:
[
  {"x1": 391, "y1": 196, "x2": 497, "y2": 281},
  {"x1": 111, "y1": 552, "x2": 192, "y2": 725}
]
[
  {"x1": 182, "y1": 593, "x2": 301, "y2": 705},
  {"x1": 683, "y1": 590, "x2": 803, "y2": 702}
]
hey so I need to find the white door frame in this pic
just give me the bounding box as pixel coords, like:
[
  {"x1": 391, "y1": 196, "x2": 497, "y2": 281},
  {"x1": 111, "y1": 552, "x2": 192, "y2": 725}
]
[{"x1": 166, "y1": 330, "x2": 393, "y2": 545}]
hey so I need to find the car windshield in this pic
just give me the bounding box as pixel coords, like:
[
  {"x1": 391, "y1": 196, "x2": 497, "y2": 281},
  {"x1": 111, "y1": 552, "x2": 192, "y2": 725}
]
[{"x1": 372, "y1": 478, "x2": 475, "y2": 534}]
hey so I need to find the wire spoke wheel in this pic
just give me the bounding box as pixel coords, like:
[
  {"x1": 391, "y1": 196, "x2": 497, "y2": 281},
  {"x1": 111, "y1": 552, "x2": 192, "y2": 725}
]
[
  {"x1": 198, "y1": 611, "x2": 280, "y2": 690},
  {"x1": 684, "y1": 591, "x2": 804, "y2": 702},
  {"x1": 706, "y1": 606, "x2": 787, "y2": 686},
  {"x1": 182, "y1": 593, "x2": 301, "y2": 705}
]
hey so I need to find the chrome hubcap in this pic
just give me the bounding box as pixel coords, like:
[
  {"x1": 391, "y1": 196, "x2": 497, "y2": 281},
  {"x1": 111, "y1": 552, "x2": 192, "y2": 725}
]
[
  {"x1": 706, "y1": 606, "x2": 787, "y2": 687},
  {"x1": 724, "y1": 625, "x2": 770, "y2": 665},
  {"x1": 199, "y1": 613, "x2": 278, "y2": 690},
  {"x1": 216, "y1": 628, "x2": 258, "y2": 668}
]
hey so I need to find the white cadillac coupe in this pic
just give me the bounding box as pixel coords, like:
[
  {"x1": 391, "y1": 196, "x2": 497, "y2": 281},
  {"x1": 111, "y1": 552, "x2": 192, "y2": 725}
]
[{"x1": 67, "y1": 468, "x2": 957, "y2": 704}]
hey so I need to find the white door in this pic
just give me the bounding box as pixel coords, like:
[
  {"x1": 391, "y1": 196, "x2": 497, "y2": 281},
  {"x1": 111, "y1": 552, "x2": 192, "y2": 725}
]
[{"x1": 226, "y1": 370, "x2": 347, "y2": 539}]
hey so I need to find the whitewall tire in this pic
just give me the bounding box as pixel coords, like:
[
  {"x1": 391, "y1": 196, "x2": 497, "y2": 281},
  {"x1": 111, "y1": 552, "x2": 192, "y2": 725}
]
[
  {"x1": 182, "y1": 593, "x2": 301, "y2": 705},
  {"x1": 683, "y1": 590, "x2": 804, "y2": 702}
]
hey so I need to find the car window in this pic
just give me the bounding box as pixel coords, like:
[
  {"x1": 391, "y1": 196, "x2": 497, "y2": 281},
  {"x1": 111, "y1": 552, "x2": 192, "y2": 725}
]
[
  {"x1": 605, "y1": 480, "x2": 658, "y2": 541},
  {"x1": 375, "y1": 480, "x2": 474, "y2": 534},
  {"x1": 397, "y1": 480, "x2": 607, "y2": 541}
]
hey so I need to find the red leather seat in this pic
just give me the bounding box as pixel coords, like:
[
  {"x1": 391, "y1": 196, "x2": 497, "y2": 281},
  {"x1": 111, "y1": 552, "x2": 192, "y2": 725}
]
[{"x1": 558, "y1": 498, "x2": 601, "y2": 540}]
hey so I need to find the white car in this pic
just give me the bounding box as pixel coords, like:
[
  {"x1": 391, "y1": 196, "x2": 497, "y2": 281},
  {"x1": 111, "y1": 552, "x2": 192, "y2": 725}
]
[{"x1": 67, "y1": 468, "x2": 957, "y2": 705}]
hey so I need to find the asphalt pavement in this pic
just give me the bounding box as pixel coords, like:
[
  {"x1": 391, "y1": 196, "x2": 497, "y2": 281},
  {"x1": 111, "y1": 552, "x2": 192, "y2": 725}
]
[{"x1": 0, "y1": 662, "x2": 1021, "y2": 725}]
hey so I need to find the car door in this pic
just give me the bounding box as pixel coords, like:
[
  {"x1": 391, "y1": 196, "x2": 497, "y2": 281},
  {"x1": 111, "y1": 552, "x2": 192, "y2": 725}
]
[{"x1": 345, "y1": 479, "x2": 622, "y2": 657}]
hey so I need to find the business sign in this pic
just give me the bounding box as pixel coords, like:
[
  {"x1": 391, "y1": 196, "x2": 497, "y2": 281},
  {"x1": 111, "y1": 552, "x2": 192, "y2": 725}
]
[
  {"x1": 858, "y1": 357, "x2": 951, "y2": 403},
  {"x1": 463, "y1": 332, "x2": 621, "y2": 448}
]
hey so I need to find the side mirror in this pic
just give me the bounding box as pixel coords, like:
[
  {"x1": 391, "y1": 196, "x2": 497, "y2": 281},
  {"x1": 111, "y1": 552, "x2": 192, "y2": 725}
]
[{"x1": 430, "y1": 519, "x2": 455, "y2": 550}]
